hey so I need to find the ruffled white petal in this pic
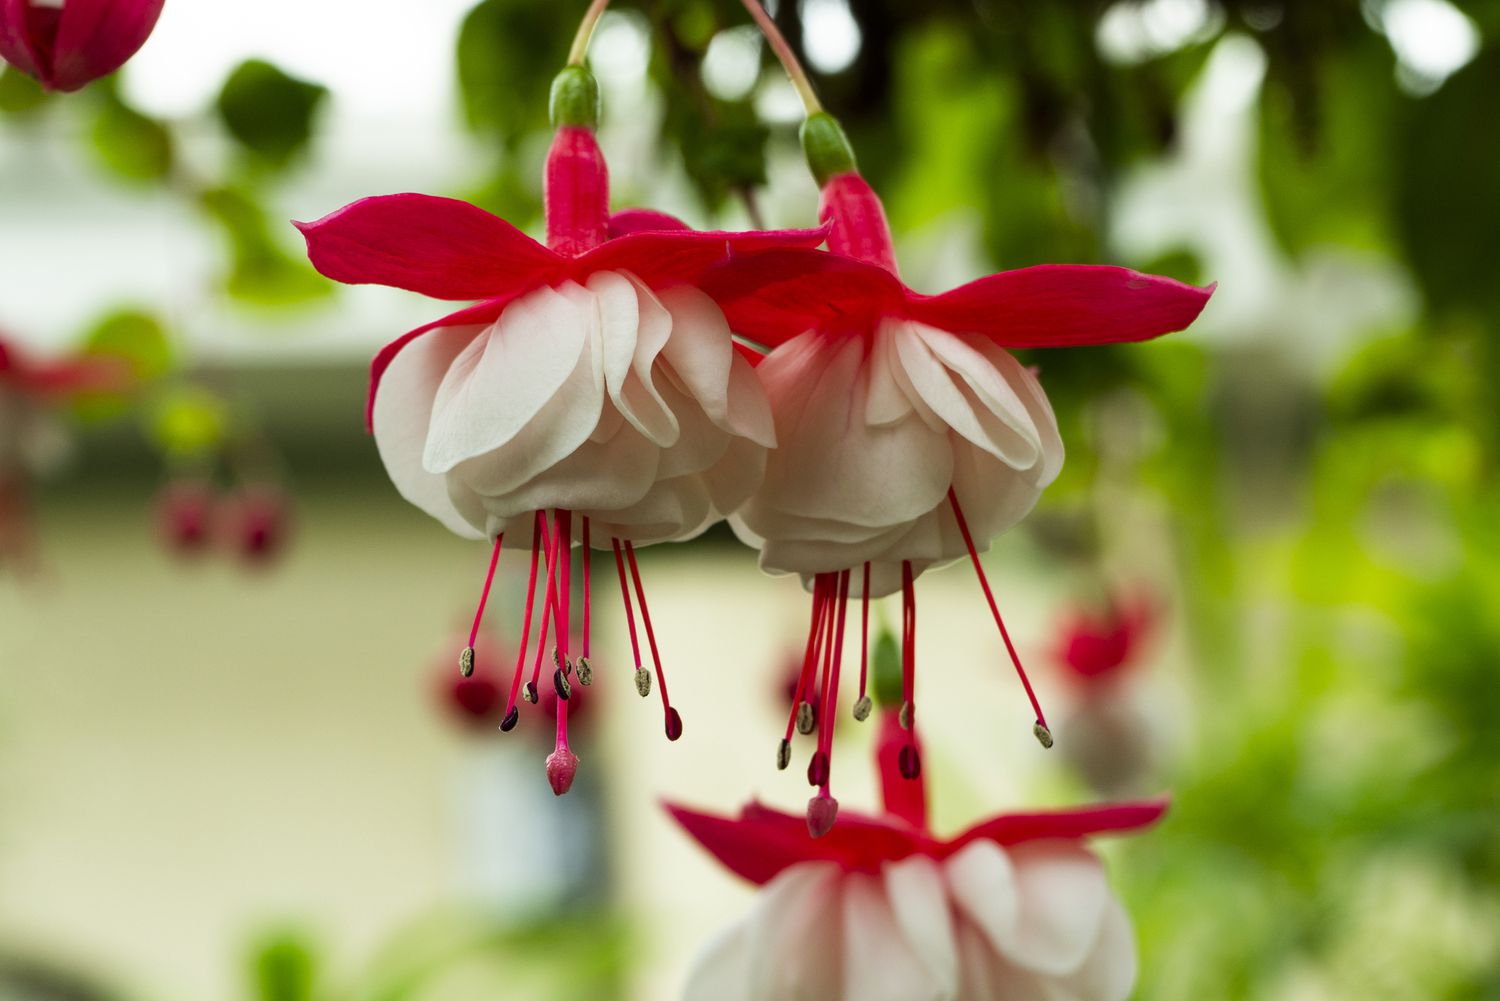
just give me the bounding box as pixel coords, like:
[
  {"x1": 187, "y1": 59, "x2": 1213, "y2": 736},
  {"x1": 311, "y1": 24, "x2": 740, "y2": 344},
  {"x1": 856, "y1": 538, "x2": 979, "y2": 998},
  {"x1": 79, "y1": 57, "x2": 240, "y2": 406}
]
[
  {"x1": 842, "y1": 872, "x2": 950, "y2": 1001},
  {"x1": 372, "y1": 323, "x2": 488, "y2": 539},
  {"x1": 1001, "y1": 841, "x2": 1110, "y2": 977},
  {"x1": 381, "y1": 270, "x2": 771, "y2": 544},
  {"x1": 884, "y1": 854, "x2": 960, "y2": 999}
]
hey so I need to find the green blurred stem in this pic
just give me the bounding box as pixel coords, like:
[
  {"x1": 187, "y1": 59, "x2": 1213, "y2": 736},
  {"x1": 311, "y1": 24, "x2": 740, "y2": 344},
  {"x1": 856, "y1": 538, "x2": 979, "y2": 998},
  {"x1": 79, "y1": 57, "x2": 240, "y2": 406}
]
[
  {"x1": 567, "y1": 0, "x2": 612, "y2": 67},
  {"x1": 740, "y1": 0, "x2": 822, "y2": 115}
]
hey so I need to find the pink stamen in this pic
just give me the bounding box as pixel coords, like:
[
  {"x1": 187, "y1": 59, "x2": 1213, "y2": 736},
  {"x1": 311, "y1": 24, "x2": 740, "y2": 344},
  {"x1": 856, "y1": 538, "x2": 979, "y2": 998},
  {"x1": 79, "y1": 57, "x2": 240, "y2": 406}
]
[
  {"x1": 784, "y1": 575, "x2": 830, "y2": 743},
  {"x1": 857, "y1": 561, "x2": 870, "y2": 702},
  {"x1": 624, "y1": 540, "x2": 681, "y2": 740},
  {"x1": 901, "y1": 560, "x2": 916, "y2": 717},
  {"x1": 467, "y1": 533, "x2": 504, "y2": 654},
  {"x1": 528, "y1": 510, "x2": 564, "y2": 695},
  {"x1": 612, "y1": 537, "x2": 643, "y2": 675},
  {"x1": 947, "y1": 487, "x2": 1049, "y2": 730},
  {"x1": 581, "y1": 516, "x2": 591, "y2": 660},
  {"x1": 505, "y1": 514, "x2": 545, "y2": 714},
  {"x1": 815, "y1": 568, "x2": 851, "y2": 792},
  {"x1": 553, "y1": 510, "x2": 574, "y2": 786}
]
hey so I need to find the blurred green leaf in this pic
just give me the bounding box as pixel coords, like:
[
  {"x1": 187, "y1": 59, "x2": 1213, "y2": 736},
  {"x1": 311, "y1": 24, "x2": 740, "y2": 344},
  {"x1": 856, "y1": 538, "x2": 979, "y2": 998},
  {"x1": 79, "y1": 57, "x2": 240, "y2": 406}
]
[
  {"x1": 662, "y1": 95, "x2": 768, "y2": 212},
  {"x1": 252, "y1": 931, "x2": 318, "y2": 1001},
  {"x1": 216, "y1": 59, "x2": 329, "y2": 168},
  {"x1": 199, "y1": 186, "x2": 333, "y2": 306},
  {"x1": 148, "y1": 383, "x2": 230, "y2": 460},
  {"x1": 456, "y1": 0, "x2": 568, "y2": 143},
  {"x1": 0, "y1": 64, "x2": 51, "y2": 117},
  {"x1": 89, "y1": 96, "x2": 173, "y2": 183}
]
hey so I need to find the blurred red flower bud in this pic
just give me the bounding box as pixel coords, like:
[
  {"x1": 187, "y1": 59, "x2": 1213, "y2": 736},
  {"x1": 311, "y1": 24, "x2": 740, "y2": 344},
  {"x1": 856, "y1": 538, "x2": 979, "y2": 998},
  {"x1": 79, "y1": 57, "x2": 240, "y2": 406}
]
[
  {"x1": 225, "y1": 485, "x2": 292, "y2": 565},
  {"x1": 1053, "y1": 591, "x2": 1158, "y2": 689},
  {"x1": 0, "y1": 0, "x2": 165, "y2": 93},
  {"x1": 154, "y1": 480, "x2": 215, "y2": 555}
]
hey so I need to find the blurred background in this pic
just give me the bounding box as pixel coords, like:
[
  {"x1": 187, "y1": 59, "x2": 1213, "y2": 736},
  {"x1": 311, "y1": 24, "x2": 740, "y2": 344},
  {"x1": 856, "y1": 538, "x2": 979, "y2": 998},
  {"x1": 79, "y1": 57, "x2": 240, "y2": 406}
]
[{"x1": 2, "y1": 0, "x2": 1498, "y2": 999}]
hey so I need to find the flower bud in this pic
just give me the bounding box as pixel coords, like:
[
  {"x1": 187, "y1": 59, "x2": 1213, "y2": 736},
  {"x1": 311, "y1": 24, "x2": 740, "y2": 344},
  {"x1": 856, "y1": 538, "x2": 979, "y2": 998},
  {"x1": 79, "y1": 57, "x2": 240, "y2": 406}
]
[
  {"x1": 0, "y1": 0, "x2": 165, "y2": 93},
  {"x1": 546, "y1": 747, "x2": 579, "y2": 796}
]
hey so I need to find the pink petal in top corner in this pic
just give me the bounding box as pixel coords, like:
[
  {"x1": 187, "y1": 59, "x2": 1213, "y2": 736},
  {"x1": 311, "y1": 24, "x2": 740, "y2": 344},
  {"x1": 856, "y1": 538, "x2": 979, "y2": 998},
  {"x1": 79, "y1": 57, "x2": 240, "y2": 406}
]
[{"x1": 49, "y1": 0, "x2": 166, "y2": 92}]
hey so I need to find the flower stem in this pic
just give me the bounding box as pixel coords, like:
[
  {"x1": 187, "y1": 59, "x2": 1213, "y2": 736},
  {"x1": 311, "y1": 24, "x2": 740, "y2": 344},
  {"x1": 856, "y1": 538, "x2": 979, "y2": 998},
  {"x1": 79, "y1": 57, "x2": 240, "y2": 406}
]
[
  {"x1": 739, "y1": 0, "x2": 823, "y2": 116},
  {"x1": 567, "y1": 0, "x2": 612, "y2": 67}
]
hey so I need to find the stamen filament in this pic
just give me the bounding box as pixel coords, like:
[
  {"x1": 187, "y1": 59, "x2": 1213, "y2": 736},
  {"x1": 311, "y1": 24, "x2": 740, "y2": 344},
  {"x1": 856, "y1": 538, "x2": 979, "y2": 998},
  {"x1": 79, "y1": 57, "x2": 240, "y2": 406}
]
[
  {"x1": 784, "y1": 576, "x2": 830, "y2": 743},
  {"x1": 528, "y1": 510, "x2": 565, "y2": 697},
  {"x1": 857, "y1": 561, "x2": 871, "y2": 703},
  {"x1": 612, "y1": 537, "x2": 645, "y2": 689},
  {"x1": 624, "y1": 540, "x2": 681, "y2": 740},
  {"x1": 581, "y1": 516, "x2": 591, "y2": 661},
  {"x1": 554, "y1": 509, "x2": 573, "y2": 755},
  {"x1": 947, "y1": 487, "x2": 1050, "y2": 733},
  {"x1": 505, "y1": 514, "x2": 545, "y2": 714},
  {"x1": 816, "y1": 568, "x2": 851, "y2": 790},
  {"x1": 462, "y1": 534, "x2": 504, "y2": 676}
]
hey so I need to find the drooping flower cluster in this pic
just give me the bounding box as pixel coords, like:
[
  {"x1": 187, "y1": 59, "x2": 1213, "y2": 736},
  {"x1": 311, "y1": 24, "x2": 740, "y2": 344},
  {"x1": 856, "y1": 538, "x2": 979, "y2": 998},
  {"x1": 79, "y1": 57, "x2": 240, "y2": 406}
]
[{"x1": 301, "y1": 24, "x2": 1211, "y2": 812}]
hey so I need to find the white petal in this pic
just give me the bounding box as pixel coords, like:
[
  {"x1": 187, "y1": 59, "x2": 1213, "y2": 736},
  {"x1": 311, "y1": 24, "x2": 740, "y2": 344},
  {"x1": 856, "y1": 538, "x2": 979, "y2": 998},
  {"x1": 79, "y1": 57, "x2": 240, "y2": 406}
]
[
  {"x1": 371, "y1": 324, "x2": 488, "y2": 539},
  {"x1": 864, "y1": 325, "x2": 914, "y2": 427},
  {"x1": 945, "y1": 841, "x2": 1021, "y2": 964},
  {"x1": 701, "y1": 434, "x2": 768, "y2": 522},
  {"x1": 969, "y1": 340, "x2": 1064, "y2": 486},
  {"x1": 842, "y1": 872, "x2": 950, "y2": 1001},
  {"x1": 683, "y1": 915, "x2": 757, "y2": 1001},
  {"x1": 1058, "y1": 897, "x2": 1138, "y2": 1001},
  {"x1": 884, "y1": 855, "x2": 960, "y2": 999},
  {"x1": 893, "y1": 321, "x2": 1041, "y2": 470},
  {"x1": 594, "y1": 270, "x2": 679, "y2": 447},
  {"x1": 747, "y1": 864, "x2": 845, "y2": 1001},
  {"x1": 424, "y1": 282, "x2": 600, "y2": 474},
  {"x1": 464, "y1": 422, "x2": 661, "y2": 520},
  {"x1": 1002, "y1": 841, "x2": 1110, "y2": 977}
]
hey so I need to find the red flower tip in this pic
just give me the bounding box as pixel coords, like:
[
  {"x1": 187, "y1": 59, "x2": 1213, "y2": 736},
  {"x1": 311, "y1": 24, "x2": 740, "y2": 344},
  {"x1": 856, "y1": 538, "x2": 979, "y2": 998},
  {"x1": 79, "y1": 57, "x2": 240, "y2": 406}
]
[
  {"x1": 0, "y1": 0, "x2": 165, "y2": 92},
  {"x1": 546, "y1": 747, "x2": 579, "y2": 796},
  {"x1": 1054, "y1": 592, "x2": 1159, "y2": 686}
]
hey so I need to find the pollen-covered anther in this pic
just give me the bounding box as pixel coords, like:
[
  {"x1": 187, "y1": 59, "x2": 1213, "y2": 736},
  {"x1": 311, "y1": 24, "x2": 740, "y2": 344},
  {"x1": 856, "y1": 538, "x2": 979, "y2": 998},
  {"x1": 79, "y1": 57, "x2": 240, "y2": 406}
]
[
  {"x1": 576, "y1": 655, "x2": 592, "y2": 686},
  {"x1": 664, "y1": 707, "x2": 684, "y2": 741},
  {"x1": 852, "y1": 695, "x2": 872, "y2": 722},
  {"x1": 635, "y1": 667, "x2": 652, "y2": 698},
  {"x1": 806, "y1": 794, "x2": 839, "y2": 839},
  {"x1": 1033, "y1": 721, "x2": 1055, "y2": 749},
  {"x1": 776, "y1": 738, "x2": 792, "y2": 771},
  {"x1": 553, "y1": 668, "x2": 572, "y2": 701},
  {"x1": 523, "y1": 681, "x2": 539, "y2": 704},
  {"x1": 545, "y1": 747, "x2": 579, "y2": 796},
  {"x1": 499, "y1": 706, "x2": 519, "y2": 732},
  {"x1": 807, "y1": 750, "x2": 829, "y2": 787},
  {"x1": 898, "y1": 744, "x2": 922, "y2": 780},
  {"x1": 898, "y1": 700, "x2": 913, "y2": 730},
  {"x1": 796, "y1": 701, "x2": 817, "y2": 736},
  {"x1": 458, "y1": 646, "x2": 475, "y2": 678}
]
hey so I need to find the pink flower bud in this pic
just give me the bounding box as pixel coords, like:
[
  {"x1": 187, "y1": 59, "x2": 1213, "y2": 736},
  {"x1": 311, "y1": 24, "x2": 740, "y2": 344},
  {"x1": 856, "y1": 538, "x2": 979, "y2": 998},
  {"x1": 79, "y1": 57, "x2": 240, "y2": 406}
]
[
  {"x1": 0, "y1": 0, "x2": 165, "y2": 93},
  {"x1": 545, "y1": 747, "x2": 578, "y2": 797},
  {"x1": 154, "y1": 480, "x2": 216, "y2": 556}
]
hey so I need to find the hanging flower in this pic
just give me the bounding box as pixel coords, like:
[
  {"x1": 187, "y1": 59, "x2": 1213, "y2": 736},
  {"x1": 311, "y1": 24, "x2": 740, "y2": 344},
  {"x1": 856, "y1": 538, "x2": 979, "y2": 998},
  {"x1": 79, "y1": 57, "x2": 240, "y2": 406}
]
[
  {"x1": 0, "y1": 0, "x2": 164, "y2": 92},
  {"x1": 297, "y1": 65, "x2": 825, "y2": 794},
  {"x1": 1052, "y1": 590, "x2": 1162, "y2": 796},
  {"x1": 670, "y1": 708, "x2": 1165, "y2": 1000},
  {"x1": 698, "y1": 111, "x2": 1212, "y2": 831}
]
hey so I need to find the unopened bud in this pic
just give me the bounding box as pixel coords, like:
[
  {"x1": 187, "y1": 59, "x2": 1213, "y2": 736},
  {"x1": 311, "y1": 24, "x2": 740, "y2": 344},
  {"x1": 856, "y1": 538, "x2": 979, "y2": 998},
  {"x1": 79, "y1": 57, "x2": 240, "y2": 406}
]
[
  {"x1": 576, "y1": 656, "x2": 593, "y2": 685},
  {"x1": 458, "y1": 646, "x2": 475, "y2": 678},
  {"x1": 1033, "y1": 721, "x2": 1054, "y2": 749},
  {"x1": 545, "y1": 748, "x2": 579, "y2": 796},
  {"x1": 499, "y1": 706, "x2": 519, "y2": 732},
  {"x1": 776, "y1": 738, "x2": 792, "y2": 771},
  {"x1": 806, "y1": 794, "x2": 839, "y2": 838},
  {"x1": 852, "y1": 695, "x2": 873, "y2": 722},
  {"x1": 634, "y1": 667, "x2": 651, "y2": 698}
]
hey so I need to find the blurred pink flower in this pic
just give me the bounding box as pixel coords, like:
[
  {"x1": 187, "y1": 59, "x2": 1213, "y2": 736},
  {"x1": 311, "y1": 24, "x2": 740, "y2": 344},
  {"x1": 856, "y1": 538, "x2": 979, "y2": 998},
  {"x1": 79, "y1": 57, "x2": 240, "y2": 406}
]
[
  {"x1": 1053, "y1": 592, "x2": 1157, "y2": 690},
  {"x1": 0, "y1": 0, "x2": 164, "y2": 92},
  {"x1": 671, "y1": 710, "x2": 1164, "y2": 1001}
]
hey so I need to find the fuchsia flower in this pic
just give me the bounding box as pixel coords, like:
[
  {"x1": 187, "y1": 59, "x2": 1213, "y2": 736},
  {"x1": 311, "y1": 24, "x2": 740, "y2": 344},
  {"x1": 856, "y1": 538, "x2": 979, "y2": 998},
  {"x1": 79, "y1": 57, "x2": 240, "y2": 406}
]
[
  {"x1": 0, "y1": 0, "x2": 164, "y2": 92},
  {"x1": 670, "y1": 708, "x2": 1165, "y2": 1001},
  {"x1": 698, "y1": 115, "x2": 1213, "y2": 830},
  {"x1": 1053, "y1": 592, "x2": 1157, "y2": 691},
  {"x1": 297, "y1": 67, "x2": 825, "y2": 793}
]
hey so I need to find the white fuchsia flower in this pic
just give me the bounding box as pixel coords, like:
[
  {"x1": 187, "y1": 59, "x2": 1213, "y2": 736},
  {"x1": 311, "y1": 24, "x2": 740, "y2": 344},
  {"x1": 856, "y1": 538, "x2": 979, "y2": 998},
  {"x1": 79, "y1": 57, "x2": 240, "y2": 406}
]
[
  {"x1": 671, "y1": 709, "x2": 1165, "y2": 1001},
  {"x1": 697, "y1": 106, "x2": 1213, "y2": 831},
  {"x1": 297, "y1": 65, "x2": 825, "y2": 792}
]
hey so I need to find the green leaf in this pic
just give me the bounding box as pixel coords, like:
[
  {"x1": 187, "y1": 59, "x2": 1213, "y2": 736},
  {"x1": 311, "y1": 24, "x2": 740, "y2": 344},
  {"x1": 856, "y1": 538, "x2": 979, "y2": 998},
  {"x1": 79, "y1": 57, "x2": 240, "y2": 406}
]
[
  {"x1": 0, "y1": 64, "x2": 52, "y2": 117},
  {"x1": 251, "y1": 931, "x2": 318, "y2": 1001},
  {"x1": 71, "y1": 308, "x2": 172, "y2": 421},
  {"x1": 89, "y1": 96, "x2": 173, "y2": 183},
  {"x1": 662, "y1": 95, "x2": 768, "y2": 212},
  {"x1": 148, "y1": 384, "x2": 230, "y2": 460},
  {"x1": 456, "y1": 0, "x2": 569, "y2": 143},
  {"x1": 199, "y1": 186, "x2": 333, "y2": 306},
  {"x1": 216, "y1": 59, "x2": 329, "y2": 167}
]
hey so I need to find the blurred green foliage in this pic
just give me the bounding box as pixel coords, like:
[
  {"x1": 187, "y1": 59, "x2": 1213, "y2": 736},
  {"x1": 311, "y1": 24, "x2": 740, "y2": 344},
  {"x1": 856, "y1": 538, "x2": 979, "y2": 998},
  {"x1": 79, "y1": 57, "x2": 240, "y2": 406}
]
[{"x1": 216, "y1": 59, "x2": 330, "y2": 168}]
